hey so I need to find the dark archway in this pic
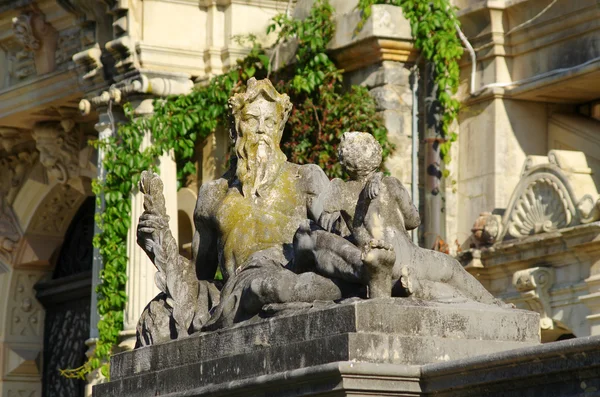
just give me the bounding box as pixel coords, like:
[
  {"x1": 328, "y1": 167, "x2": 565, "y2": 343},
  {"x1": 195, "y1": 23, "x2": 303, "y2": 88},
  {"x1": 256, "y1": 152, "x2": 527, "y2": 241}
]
[{"x1": 35, "y1": 196, "x2": 95, "y2": 397}]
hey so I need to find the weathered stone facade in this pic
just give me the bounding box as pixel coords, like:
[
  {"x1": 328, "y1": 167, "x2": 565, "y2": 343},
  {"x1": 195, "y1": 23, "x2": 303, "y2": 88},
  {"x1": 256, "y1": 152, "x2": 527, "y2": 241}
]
[{"x1": 452, "y1": 0, "x2": 600, "y2": 344}]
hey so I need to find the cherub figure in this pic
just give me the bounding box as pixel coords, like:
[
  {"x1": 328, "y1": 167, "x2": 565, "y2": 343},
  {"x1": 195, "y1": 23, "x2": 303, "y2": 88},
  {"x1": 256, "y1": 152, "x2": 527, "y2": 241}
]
[{"x1": 294, "y1": 131, "x2": 506, "y2": 306}]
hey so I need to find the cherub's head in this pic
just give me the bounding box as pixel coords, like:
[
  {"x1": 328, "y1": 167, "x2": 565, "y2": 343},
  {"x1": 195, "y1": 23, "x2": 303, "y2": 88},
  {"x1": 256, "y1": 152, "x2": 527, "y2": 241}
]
[{"x1": 338, "y1": 132, "x2": 382, "y2": 180}]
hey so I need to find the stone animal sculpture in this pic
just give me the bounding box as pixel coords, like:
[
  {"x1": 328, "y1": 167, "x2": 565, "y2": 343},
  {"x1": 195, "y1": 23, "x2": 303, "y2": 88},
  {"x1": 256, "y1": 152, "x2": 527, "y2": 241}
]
[{"x1": 135, "y1": 78, "x2": 507, "y2": 347}]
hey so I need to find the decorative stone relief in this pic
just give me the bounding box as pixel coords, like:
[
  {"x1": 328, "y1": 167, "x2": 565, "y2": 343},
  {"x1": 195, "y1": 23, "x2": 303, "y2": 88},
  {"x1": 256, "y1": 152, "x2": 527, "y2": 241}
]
[
  {"x1": 9, "y1": 272, "x2": 44, "y2": 339},
  {"x1": 4, "y1": 45, "x2": 36, "y2": 81},
  {"x1": 469, "y1": 212, "x2": 501, "y2": 248},
  {"x1": 27, "y1": 184, "x2": 83, "y2": 236},
  {"x1": 0, "y1": 144, "x2": 38, "y2": 266},
  {"x1": 466, "y1": 150, "x2": 600, "y2": 245},
  {"x1": 505, "y1": 175, "x2": 575, "y2": 239},
  {"x1": 0, "y1": 204, "x2": 21, "y2": 266},
  {"x1": 7, "y1": 388, "x2": 37, "y2": 397},
  {"x1": 32, "y1": 121, "x2": 95, "y2": 194},
  {"x1": 513, "y1": 267, "x2": 555, "y2": 330},
  {"x1": 12, "y1": 10, "x2": 59, "y2": 75},
  {"x1": 12, "y1": 14, "x2": 40, "y2": 51},
  {"x1": 55, "y1": 28, "x2": 82, "y2": 67}
]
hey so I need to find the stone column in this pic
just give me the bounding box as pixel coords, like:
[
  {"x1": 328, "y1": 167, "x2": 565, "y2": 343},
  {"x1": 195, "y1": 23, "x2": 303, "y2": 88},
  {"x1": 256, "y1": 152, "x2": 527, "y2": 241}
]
[
  {"x1": 84, "y1": 102, "x2": 126, "y2": 396},
  {"x1": 120, "y1": 97, "x2": 179, "y2": 350}
]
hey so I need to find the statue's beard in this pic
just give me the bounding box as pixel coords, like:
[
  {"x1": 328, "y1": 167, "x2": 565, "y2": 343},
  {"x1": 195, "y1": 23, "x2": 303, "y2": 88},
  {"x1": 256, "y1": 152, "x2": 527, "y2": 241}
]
[{"x1": 235, "y1": 134, "x2": 284, "y2": 198}]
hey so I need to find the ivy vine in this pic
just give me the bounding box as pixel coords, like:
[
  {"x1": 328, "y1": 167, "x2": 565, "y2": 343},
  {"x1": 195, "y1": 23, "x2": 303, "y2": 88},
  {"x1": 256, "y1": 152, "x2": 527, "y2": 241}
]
[
  {"x1": 62, "y1": 0, "x2": 392, "y2": 380},
  {"x1": 357, "y1": 0, "x2": 464, "y2": 160}
]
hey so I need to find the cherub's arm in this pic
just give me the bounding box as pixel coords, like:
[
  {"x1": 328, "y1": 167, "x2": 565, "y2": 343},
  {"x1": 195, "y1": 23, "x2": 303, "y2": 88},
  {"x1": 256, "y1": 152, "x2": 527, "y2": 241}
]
[{"x1": 383, "y1": 177, "x2": 421, "y2": 230}]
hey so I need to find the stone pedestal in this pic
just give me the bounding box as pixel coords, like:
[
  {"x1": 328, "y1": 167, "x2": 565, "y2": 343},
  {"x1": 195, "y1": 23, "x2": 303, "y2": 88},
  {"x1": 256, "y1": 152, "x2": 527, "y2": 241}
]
[{"x1": 93, "y1": 298, "x2": 540, "y2": 397}]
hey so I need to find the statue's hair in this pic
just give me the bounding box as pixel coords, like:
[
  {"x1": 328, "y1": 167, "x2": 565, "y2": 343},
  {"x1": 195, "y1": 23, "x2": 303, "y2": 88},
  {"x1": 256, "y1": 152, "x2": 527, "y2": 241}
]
[
  {"x1": 228, "y1": 78, "x2": 292, "y2": 142},
  {"x1": 338, "y1": 131, "x2": 382, "y2": 178}
]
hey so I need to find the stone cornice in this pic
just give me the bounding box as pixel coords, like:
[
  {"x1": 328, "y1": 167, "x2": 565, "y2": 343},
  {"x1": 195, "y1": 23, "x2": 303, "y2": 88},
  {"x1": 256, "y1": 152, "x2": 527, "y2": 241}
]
[
  {"x1": 79, "y1": 70, "x2": 193, "y2": 116},
  {"x1": 331, "y1": 38, "x2": 417, "y2": 73},
  {"x1": 0, "y1": 69, "x2": 82, "y2": 129},
  {"x1": 328, "y1": 4, "x2": 417, "y2": 72},
  {"x1": 198, "y1": 0, "x2": 289, "y2": 9},
  {"x1": 461, "y1": 222, "x2": 600, "y2": 275}
]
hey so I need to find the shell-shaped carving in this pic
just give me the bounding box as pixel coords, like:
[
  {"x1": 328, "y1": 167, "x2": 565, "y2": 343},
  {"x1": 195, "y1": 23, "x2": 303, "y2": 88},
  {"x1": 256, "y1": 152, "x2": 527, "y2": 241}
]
[{"x1": 506, "y1": 177, "x2": 573, "y2": 239}]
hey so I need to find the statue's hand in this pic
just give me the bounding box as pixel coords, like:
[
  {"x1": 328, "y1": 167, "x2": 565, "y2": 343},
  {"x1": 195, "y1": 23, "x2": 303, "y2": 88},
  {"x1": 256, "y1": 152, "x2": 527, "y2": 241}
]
[
  {"x1": 366, "y1": 172, "x2": 383, "y2": 200},
  {"x1": 137, "y1": 202, "x2": 169, "y2": 262},
  {"x1": 318, "y1": 211, "x2": 341, "y2": 232}
]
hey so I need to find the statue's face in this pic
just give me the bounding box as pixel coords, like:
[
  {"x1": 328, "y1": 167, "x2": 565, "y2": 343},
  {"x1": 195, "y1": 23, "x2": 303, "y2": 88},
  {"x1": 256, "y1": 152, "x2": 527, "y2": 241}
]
[
  {"x1": 238, "y1": 97, "x2": 279, "y2": 143},
  {"x1": 234, "y1": 96, "x2": 283, "y2": 197}
]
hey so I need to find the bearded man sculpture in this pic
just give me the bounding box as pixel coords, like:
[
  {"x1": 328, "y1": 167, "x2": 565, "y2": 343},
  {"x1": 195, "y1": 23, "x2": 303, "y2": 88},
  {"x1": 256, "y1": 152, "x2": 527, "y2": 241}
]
[{"x1": 135, "y1": 78, "x2": 505, "y2": 347}]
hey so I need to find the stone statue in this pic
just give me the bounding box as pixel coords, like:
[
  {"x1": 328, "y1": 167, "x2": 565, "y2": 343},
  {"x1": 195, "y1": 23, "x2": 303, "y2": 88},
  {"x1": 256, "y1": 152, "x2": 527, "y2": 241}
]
[
  {"x1": 135, "y1": 78, "x2": 508, "y2": 347},
  {"x1": 294, "y1": 131, "x2": 507, "y2": 306}
]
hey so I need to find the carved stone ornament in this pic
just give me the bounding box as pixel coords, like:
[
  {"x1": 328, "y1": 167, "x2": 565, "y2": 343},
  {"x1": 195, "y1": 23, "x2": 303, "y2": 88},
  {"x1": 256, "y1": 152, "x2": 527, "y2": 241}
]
[
  {"x1": 9, "y1": 271, "x2": 44, "y2": 339},
  {"x1": 470, "y1": 212, "x2": 501, "y2": 248},
  {"x1": 28, "y1": 184, "x2": 83, "y2": 235},
  {"x1": 32, "y1": 121, "x2": 95, "y2": 194},
  {"x1": 12, "y1": 14, "x2": 40, "y2": 51},
  {"x1": 504, "y1": 174, "x2": 575, "y2": 239},
  {"x1": 513, "y1": 267, "x2": 555, "y2": 331},
  {"x1": 12, "y1": 10, "x2": 58, "y2": 75},
  {"x1": 0, "y1": 149, "x2": 38, "y2": 266},
  {"x1": 466, "y1": 150, "x2": 600, "y2": 246}
]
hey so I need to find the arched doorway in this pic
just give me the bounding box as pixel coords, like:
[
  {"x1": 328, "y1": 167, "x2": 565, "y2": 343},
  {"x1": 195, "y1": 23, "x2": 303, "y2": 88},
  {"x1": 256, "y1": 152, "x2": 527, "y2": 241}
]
[{"x1": 35, "y1": 196, "x2": 95, "y2": 397}]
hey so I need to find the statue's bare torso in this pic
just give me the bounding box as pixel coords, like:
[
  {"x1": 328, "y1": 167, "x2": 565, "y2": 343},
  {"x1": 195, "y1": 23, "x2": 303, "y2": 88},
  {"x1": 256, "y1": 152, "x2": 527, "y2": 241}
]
[{"x1": 195, "y1": 162, "x2": 327, "y2": 280}]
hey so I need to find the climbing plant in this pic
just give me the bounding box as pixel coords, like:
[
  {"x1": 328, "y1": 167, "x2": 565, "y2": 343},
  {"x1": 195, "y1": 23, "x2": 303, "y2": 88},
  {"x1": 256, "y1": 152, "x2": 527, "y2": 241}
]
[
  {"x1": 357, "y1": 0, "x2": 464, "y2": 160},
  {"x1": 62, "y1": 0, "x2": 392, "y2": 380}
]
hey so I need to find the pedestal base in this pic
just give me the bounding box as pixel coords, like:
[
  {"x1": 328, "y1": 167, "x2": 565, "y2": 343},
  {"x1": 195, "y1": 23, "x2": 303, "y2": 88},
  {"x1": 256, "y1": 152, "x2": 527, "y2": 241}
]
[{"x1": 94, "y1": 298, "x2": 542, "y2": 396}]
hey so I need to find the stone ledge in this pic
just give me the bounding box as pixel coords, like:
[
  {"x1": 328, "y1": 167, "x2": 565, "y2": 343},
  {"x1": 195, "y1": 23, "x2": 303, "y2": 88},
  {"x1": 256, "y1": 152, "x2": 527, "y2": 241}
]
[
  {"x1": 95, "y1": 298, "x2": 539, "y2": 397},
  {"x1": 97, "y1": 336, "x2": 600, "y2": 397},
  {"x1": 110, "y1": 298, "x2": 539, "y2": 380}
]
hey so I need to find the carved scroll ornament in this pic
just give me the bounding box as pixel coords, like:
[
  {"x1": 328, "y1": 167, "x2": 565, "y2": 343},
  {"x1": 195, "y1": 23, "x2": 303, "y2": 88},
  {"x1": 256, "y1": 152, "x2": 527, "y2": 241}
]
[{"x1": 513, "y1": 267, "x2": 556, "y2": 331}]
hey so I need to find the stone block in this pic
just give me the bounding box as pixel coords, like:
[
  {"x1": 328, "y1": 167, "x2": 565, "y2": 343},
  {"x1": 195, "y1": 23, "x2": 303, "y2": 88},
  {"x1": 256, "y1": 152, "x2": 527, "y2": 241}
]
[
  {"x1": 346, "y1": 61, "x2": 412, "y2": 89},
  {"x1": 94, "y1": 298, "x2": 539, "y2": 397}
]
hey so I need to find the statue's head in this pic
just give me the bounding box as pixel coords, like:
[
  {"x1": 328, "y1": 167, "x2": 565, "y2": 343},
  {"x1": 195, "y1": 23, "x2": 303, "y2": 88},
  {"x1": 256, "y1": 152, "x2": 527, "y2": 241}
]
[
  {"x1": 228, "y1": 78, "x2": 292, "y2": 197},
  {"x1": 338, "y1": 132, "x2": 382, "y2": 180}
]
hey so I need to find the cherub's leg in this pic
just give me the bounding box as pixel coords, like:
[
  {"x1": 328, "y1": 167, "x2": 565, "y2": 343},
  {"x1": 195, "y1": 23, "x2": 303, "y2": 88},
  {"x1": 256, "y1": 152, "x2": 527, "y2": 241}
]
[
  {"x1": 361, "y1": 240, "x2": 396, "y2": 298},
  {"x1": 416, "y1": 250, "x2": 510, "y2": 307},
  {"x1": 444, "y1": 258, "x2": 510, "y2": 307}
]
